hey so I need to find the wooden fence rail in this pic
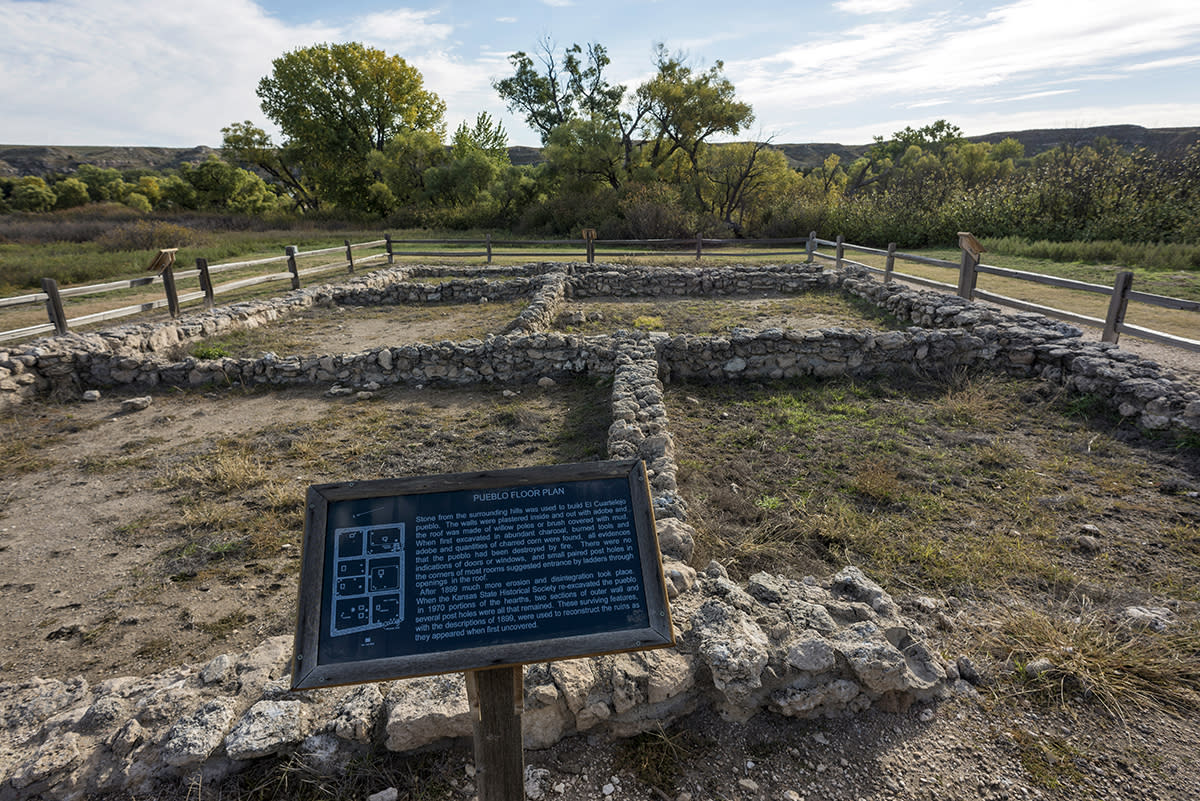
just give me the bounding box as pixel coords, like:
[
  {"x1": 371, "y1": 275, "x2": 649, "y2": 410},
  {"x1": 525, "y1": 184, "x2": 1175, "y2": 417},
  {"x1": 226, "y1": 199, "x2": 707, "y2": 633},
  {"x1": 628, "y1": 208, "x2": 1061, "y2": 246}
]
[
  {"x1": 806, "y1": 231, "x2": 1200, "y2": 352},
  {"x1": 1, "y1": 232, "x2": 1196, "y2": 352}
]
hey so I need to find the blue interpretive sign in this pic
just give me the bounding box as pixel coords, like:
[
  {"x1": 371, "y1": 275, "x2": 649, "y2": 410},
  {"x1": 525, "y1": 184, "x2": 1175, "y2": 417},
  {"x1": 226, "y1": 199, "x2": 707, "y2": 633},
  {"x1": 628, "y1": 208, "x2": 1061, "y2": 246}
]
[{"x1": 292, "y1": 460, "x2": 673, "y2": 690}]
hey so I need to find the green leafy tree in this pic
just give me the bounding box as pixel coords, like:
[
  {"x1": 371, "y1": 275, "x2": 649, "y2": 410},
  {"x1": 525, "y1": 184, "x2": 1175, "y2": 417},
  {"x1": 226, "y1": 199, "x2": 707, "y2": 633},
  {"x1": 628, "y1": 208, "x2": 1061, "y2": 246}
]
[
  {"x1": 694, "y1": 141, "x2": 797, "y2": 235},
  {"x1": 495, "y1": 39, "x2": 648, "y2": 177},
  {"x1": 52, "y1": 177, "x2": 91, "y2": 210},
  {"x1": 450, "y1": 112, "x2": 510, "y2": 165},
  {"x1": 221, "y1": 121, "x2": 320, "y2": 211},
  {"x1": 423, "y1": 112, "x2": 512, "y2": 211},
  {"x1": 369, "y1": 128, "x2": 447, "y2": 215},
  {"x1": 179, "y1": 157, "x2": 279, "y2": 214},
  {"x1": 252, "y1": 42, "x2": 446, "y2": 211},
  {"x1": 637, "y1": 45, "x2": 754, "y2": 175},
  {"x1": 496, "y1": 39, "x2": 753, "y2": 208},
  {"x1": 543, "y1": 118, "x2": 627, "y2": 191},
  {"x1": 847, "y1": 119, "x2": 964, "y2": 195},
  {"x1": 158, "y1": 174, "x2": 199, "y2": 210},
  {"x1": 124, "y1": 192, "x2": 152, "y2": 213},
  {"x1": 494, "y1": 40, "x2": 626, "y2": 143},
  {"x1": 10, "y1": 177, "x2": 57, "y2": 212},
  {"x1": 74, "y1": 165, "x2": 125, "y2": 202}
]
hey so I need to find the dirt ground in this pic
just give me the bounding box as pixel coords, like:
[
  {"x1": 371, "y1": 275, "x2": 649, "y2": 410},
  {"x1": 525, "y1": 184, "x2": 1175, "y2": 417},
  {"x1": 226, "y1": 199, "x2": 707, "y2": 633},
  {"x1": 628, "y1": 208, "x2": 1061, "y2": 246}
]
[{"x1": 3, "y1": 289, "x2": 1199, "y2": 800}]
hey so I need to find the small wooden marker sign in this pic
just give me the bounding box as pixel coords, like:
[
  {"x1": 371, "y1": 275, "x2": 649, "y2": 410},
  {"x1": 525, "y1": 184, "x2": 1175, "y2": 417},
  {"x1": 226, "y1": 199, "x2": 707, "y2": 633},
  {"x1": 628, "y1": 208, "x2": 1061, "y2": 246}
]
[{"x1": 292, "y1": 460, "x2": 674, "y2": 801}]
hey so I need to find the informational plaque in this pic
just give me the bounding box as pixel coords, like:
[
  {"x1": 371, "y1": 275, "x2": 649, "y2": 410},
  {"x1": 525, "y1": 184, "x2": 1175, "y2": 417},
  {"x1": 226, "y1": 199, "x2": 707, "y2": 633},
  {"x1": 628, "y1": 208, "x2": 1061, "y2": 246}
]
[{"x1": 292, "y1": 460, "x2": 674, "y2": 690}]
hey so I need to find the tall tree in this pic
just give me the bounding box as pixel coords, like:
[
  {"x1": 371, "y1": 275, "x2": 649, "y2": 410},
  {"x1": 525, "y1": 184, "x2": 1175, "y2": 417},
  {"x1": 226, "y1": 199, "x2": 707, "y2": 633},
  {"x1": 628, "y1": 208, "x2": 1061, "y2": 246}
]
[
  {"x1": 244, "y1": 42, "x2": 445, "y2": 211},
  {"x1": 637, "y1": 45, "x2": 754, "y2": 175},
  {"x1": 494, "y1": 39, "x2": 625, "y2": 143},
  {"x1": 494, "y1": 39, "x2": 648, "y2": 175}
]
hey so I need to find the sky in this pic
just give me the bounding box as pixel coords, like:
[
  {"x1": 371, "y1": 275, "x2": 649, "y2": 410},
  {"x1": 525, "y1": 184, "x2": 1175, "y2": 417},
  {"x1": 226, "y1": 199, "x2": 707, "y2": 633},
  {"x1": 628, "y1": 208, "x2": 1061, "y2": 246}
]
[{"x1": 2, "y1": 0, "x2": 1199, "y2": 149}]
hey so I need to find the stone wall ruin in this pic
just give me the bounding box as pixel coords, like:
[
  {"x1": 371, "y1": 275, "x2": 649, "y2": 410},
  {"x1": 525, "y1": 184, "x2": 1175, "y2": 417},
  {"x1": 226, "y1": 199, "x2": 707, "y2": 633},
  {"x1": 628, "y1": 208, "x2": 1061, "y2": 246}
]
[{"x1": 1, "y1": 261, "x2": 1197, "y2": 799}]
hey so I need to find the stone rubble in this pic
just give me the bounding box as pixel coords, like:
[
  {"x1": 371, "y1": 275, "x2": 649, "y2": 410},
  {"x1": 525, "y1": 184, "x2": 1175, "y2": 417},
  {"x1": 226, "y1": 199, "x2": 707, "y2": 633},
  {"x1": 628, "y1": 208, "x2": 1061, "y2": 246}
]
[{"x1": 0, "y1": 540, "x2": 952, "y2": 800}]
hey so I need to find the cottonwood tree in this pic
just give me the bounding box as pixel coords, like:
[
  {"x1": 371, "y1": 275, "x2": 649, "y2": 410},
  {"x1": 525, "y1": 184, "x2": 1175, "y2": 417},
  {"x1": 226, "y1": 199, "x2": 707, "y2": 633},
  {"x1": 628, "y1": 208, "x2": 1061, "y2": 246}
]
[
  {"x1": 637, "y1": 45, "x2": 754, "y2": 174},
  {"x1": 494, "y1": 40, "x2": 755, "y2": 206},
  {"x1": 227, "y1": 42, "x2": 446, "y2": 212}
]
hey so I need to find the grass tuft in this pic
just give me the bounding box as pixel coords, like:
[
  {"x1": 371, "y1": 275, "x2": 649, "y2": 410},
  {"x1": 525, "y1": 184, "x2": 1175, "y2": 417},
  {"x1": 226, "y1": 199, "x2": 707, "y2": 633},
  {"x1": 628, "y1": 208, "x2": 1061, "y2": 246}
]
[
  {"x1": 982, "y1": 608, "x2": 1200, "y2": 718},
  {"x1": 615, "y1": 725, "x2": 713, "y2": 794}
]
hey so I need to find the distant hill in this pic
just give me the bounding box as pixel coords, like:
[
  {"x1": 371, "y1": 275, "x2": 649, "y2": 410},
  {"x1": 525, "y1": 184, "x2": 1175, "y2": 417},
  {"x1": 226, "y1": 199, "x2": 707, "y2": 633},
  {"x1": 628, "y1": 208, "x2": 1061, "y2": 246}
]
[
  {"x1": 777, "y1": 124, "x2": 1200, "y2": 170},
  {"x1": 0, "y1": 145, "x2": 219, "y2": 177},
  {"x1": 2, "y1": 125, "x2": 1196, "y2": 177}
]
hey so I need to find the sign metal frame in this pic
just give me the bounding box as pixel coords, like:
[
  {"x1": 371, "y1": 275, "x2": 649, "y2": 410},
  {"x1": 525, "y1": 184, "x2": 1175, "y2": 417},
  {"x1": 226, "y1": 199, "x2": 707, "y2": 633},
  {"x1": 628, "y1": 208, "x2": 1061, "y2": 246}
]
[{"x1": 292, "y1": 460, "x2": 673, "y2": 690}]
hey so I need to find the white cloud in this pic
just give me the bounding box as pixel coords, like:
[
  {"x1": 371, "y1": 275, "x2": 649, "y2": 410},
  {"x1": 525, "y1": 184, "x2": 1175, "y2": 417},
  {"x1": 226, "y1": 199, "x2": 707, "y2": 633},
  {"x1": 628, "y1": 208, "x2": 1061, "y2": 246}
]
[
  {"x1": 0, "y1": 0, "x2": 332, "y2": 145},
  {"x1": 834, "y1": 0, "x2": 915, "y2": 13},
  {"x1": 905, "y1": 98, "x2": 953, "y2": 109},
  {"x1": 974, "y1": 89, "x2": 1077, "y2": 104},
  {"x1": 349, "y1": 9, "x2": 452, "y2": 50},
  {"x1": 731, "y1": 0, "x2": 1200, "y2": 135},
  {"x1": 540, "y1": 0, "x2": 574, "y2": 6},
  {"x1": 0, "y1": 0, "x2": 486, "y2": 146},
  {"x1": 496, "y1": 16, "x2": 518, "y2": 23},
  {"x1": 1124, "y1": 54, "x2": 1200, "y2": 71}
]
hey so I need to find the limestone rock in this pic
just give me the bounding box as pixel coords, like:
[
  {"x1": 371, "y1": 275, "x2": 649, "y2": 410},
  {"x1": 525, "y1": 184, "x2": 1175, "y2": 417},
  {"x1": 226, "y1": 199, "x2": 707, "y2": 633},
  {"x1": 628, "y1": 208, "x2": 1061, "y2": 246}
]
[
  {"x1": 655, "y1": 518, "x2": 696, "y2": 562},
  {"x1": 330, "y1": 683, "x2": 384, "y2": 743},
  {"x1": 549, "y1": 659, "x2": 595, "y2": 714},
  {"x1": 200, "y1": 653, "x2": 234, "y2": 686},
  {"x1": 663, "y1": 558, "x2": 698, "y2": 599},
  {"x1": 224, "y1": 699, "x2": 309, "y2": 761},
  {"x1": 9, "y1": 731, "x2": 81, "y2": 790},
  {"x1": 162, "y1": 698, "x2": 239, "y2": 768},
  {"x1": 690, "y1": 598, "x2": 770, "y2": 717},
  {"x1": 831, "y1": 566, "x2": 899, "y2": 619},
  {"x1": 1120, "y1": 606, "x2": 1175, "y2": 632},
  {"x1": 384, "y1": 675, "x2": 471, "y2": 752},
  {"x1": 120, "y1": 396, "x2": 152, "y2": 413},
  {"x1": 786, "y1": 630, "x2": 837, "y2": 673}
]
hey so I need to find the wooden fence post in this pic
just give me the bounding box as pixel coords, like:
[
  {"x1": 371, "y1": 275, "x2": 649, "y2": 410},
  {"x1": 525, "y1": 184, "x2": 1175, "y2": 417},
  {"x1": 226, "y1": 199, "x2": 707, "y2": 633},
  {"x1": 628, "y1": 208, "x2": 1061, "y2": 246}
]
[
  {"x1": 196, "y1": 258, "x2": 214, "y2": 310},
  {"x1": 385, "y1": 233, "x2": 394, "y2": 265},
  {"x1": 486, "y1": 233, "x2": 493, "y2": 264},
  {"x1": 957, "y1": 232, "x2": 983, "y2": 300},
  {"x1": 885, "y1": 243, "x2": 897, "y2": 283},
  {"x1": 344, "y1": 240, "x2": 355, "y2": 273},
  {"x1": 41, "y1": 277, "x2": 68, "y2": 335},
  {"x1": 695, "y1": 235, "x2": 703, "y2": 261},
  {"x1": 835, "y1": 235, "x2": 844, "y2": 269},
  {"x1": 1103, "y1": 271, "x2": 1134, "y2": 344},
  {"x1": 161, "y1": 264, "x2": 180, "y2": 317},
  {"x1": 806, "y1": 231, "x2": 816, "y2": 264},
  {"x1": 286, "y1": 246, "x2": 301, "y2": 290},
  {"x1": 582, "y1": 229, "x2": 596, "y2": 263},
  {"x1": 466, "y1": 666, "x2": 524, "y2": 801}
]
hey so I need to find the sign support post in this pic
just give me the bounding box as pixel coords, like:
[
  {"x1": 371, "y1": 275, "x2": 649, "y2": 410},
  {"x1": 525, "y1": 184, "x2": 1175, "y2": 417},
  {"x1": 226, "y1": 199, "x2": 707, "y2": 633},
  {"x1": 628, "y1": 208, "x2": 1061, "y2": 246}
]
[{"x1": 467, "y1": 665, "x2": 525, "y2": 801}]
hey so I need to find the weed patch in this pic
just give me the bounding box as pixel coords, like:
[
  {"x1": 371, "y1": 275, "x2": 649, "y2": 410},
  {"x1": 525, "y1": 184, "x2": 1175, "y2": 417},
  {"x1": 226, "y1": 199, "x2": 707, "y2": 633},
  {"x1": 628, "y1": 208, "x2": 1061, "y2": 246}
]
[{"x1": 983, "y1": 609, "x2": 1200, "y2": 718}]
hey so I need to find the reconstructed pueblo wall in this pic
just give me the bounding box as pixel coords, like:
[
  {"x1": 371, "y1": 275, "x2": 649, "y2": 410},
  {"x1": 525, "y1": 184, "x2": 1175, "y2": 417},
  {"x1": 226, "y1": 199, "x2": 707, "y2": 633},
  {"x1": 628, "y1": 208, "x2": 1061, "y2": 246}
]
[{"x1": 1, "y1": 263, "x2": 1196, "y2": 799}]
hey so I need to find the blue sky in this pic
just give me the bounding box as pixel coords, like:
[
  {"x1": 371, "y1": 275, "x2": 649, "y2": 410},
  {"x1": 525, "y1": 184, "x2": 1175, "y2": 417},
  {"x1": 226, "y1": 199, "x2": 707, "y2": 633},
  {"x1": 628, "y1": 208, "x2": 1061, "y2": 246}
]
[{"x1": 2, "y1": 0, "x2": 1199, "y2": 148}]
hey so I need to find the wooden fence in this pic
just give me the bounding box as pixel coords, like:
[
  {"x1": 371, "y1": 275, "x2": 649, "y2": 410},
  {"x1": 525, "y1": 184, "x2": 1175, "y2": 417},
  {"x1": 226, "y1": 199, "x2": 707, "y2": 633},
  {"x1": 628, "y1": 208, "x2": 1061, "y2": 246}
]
[
  {"x1": 807, "y1": 232, "x2": 1200, "y2": 353},
  {"x1": 0, "y1": 232, "x2": 1195, "y2": 352}
]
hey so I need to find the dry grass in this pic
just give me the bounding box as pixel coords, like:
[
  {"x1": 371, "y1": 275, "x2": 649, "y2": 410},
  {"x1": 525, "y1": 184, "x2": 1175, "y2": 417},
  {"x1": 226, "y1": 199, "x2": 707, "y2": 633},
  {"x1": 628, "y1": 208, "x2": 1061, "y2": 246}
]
[{"x1": 980, "y1": 607, "x2": 1200, "y2": 718}]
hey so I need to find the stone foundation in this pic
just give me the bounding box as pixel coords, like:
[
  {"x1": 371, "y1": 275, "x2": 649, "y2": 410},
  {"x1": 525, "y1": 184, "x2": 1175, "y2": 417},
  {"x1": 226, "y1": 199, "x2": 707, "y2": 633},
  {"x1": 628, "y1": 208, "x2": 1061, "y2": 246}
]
[
  {"x1": 2, "y1": 260, "x2": 1197, "y2": 798},
  {"x1": 3, "y1": 262, "x2": 1196, "y2": 432}
]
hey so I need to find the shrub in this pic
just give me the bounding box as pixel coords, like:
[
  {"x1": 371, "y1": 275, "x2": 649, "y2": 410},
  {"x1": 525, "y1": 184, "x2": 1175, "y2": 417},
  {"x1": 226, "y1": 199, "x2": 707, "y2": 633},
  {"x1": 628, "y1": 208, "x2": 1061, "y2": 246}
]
[
  {"x1": 94, "y1": 220, "x2": 203, "y2": 252},
  {"x1": 124, "y1": 193, "x2": 153, "y2": 213}
]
